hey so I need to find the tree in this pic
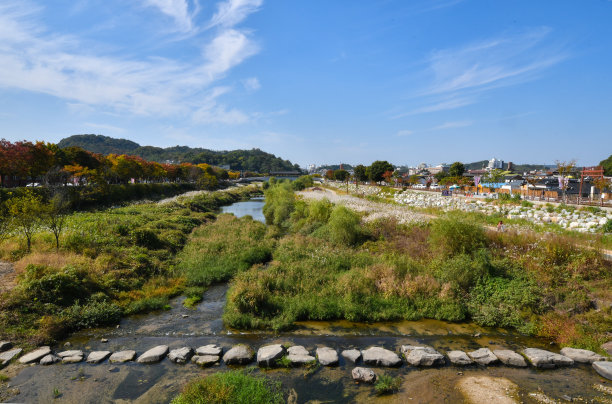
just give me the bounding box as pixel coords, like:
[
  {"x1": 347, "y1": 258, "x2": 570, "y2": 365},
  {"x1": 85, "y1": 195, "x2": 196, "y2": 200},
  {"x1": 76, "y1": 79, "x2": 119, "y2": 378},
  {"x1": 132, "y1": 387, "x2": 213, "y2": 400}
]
[
  {"x1": 484, "y1": 169, "x2": 506, "y2": 185},
  {"x1": 408, "y1": 175, "x2": 420, "y2": 186},
  {"x1": 334, "y1": 169, "x2": 349, "y2": 182},
  {"x1": 434, "y1": 171, "x2": 448, "y2": 182},
  {"x1": 599, "y1": 154, "x2": 612, "y2": 176},
  {"x1": 556, "y1": 160, "x2": 576, "y2": 203},
  {"x1": 368, "y1": 161, "x2": 393, "y2": 183},
  {"x1": 449, "y1": 162, "x2": 465, "y2": 177},
  {"x1": 44, "y1": 193, "x2": 69, "y2": 251},
  {"x1": 325, "y1": 170, "x2": 334, "y2": 180},
  {"x1": 592, "y1": 177, "x2": 610, "y2": 206},
  {"x1": 353, "y1": 165, "x2": 368, "y2": 184},
  {"x1": 0, "y1": 202, "x2": 11, "y2": 244},
  {"x1": 6, "y1": 191, "x2": 44, "y2": 252}
]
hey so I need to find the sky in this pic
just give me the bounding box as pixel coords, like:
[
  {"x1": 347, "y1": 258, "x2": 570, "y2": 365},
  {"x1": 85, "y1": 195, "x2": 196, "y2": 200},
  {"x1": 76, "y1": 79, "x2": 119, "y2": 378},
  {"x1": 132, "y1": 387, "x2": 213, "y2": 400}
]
[{"x1": 0, "y1": 0, "x2": 611, "y2": 168}]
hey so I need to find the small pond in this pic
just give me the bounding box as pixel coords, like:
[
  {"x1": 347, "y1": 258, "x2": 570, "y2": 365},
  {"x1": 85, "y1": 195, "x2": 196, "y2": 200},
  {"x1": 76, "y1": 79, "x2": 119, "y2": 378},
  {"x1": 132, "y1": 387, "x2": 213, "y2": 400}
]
[{"x1": 220, "y1": 197, "x2": 265, "y2": 223}]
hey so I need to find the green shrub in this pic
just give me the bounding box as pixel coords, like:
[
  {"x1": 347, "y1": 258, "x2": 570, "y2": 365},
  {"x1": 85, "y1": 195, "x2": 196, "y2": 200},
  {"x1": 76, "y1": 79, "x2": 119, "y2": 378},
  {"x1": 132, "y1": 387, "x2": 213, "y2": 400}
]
[
  {"x1": 521, "y1": 200, "x2": 534, "y2": 207},
  {"x1": 602, "y1": 219, "x2": 612, "y2": 234},
  {"x1": 263, "y1": 182, "x2": 295, "y2": 228},
  {"x1": 428, "y1": 214, "x2": 486, "y2": 256},
  {"x1": 124, "y1": 297, "x2": 170, "y2": 315},
  {"x1": 171, "y1": 369, "x2": 283, "y2": 404},
  {"x1": 62, "y1": 300, "x2": 122, "y2": 329},
  {"x1": 21, "y1": 265, "x2": 98, "y2": 306},
  {"x1": 292, "y1": 175, "x2": 314, "y2": 191},
  {"x1": 375, "y1": 374, "x2": 402, "y2": 395},
  {"x1": 327, "y1": 205, "x2": 363, "y2": 246}
]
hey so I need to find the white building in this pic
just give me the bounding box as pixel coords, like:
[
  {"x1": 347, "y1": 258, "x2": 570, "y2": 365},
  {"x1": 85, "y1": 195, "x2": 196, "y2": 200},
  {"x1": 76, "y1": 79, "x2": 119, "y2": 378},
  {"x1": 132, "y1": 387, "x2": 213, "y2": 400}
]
[{"x1": 488, "y1": 158, "x2": 504, "y2": 170}]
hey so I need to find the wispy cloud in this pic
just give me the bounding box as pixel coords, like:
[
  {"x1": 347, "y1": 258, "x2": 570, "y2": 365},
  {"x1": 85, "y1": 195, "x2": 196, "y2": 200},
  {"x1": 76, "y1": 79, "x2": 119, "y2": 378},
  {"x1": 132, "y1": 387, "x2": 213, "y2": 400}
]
[
  {"x1": 242, "y1": 77, "x2": 261, "y2": 91},
  {"x1": 209, "y1": 0, "x2": 262, "y2": 28},
  {"x1": 0, "y1": 0, "x2": 263, "y2": 124},
  {"x1": 430, "y1": 120, "x2": 472, "y2": 130},
  {"x1": 143, "y1": 0, "x2": 197, "y2": 33},
  {"x1": 396, "y1": 130, "x2": 413, "y2": 137},
  {"x1": 393, "y1": 27, "x2": 568, "y2": 117}
]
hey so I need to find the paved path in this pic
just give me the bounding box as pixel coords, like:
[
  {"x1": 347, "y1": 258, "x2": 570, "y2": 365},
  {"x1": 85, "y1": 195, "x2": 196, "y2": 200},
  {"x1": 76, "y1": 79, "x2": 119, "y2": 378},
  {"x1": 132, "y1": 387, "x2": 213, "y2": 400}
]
[{"x1": 0, "y1": 261, "x2": 15, "y2": 293}]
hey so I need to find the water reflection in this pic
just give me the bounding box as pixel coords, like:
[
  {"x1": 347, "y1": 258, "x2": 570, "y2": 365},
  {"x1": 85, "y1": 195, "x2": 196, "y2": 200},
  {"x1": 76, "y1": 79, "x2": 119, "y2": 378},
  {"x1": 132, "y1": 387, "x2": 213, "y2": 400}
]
[{"x1": 220, "y1": 197, "x2": 266, "y2": 223}]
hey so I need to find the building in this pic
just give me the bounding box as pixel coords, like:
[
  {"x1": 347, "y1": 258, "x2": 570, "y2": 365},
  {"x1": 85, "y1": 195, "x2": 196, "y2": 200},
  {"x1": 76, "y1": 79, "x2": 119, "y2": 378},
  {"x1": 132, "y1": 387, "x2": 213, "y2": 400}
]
[
  {"x1": 427, "y1": 164, "x2": 449, "y2": 175},
  {"x1": 488, "y1": 158, "x2": 504, "y2": 170}
]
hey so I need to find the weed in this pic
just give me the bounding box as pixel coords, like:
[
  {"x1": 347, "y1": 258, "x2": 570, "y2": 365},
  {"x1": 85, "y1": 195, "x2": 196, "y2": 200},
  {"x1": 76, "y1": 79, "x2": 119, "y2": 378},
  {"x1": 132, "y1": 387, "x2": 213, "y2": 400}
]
[
  {"x1": 375, "y1": 374, "x2": 402, "y2": 395},
  {"x1": 53, "y1": 387, "x2": 61, "y2": 399}
]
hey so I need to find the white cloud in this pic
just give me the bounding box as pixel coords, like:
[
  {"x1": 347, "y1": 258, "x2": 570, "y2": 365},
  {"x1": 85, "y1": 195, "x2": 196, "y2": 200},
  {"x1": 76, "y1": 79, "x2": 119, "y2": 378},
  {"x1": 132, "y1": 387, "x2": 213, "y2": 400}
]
[
  {"x1": 143, "y1": 0, "x2": 195, "y2": 33},
  {"x1": 396, "y1": 130, "x2": 413, "y2": 137},
  {"x1": 242, "y1": 77, "x2": 261, "y2": 91},
  {"x1": 431, "y1": 120, "x2": 472, "y2": 130},
  {"x1": 0, "y1": 1, "x2": 262, "y2": 124},
  {"x1": 209, "y1": 0, "x2": 262, "y2": 28}
]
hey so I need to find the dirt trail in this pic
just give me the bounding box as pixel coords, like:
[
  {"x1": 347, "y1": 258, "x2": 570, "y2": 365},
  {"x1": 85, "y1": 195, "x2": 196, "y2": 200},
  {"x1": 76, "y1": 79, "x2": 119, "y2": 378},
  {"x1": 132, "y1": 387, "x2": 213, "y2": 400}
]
[{"x1": 0, "y1": 261, "x2": 16, "y2": 293}]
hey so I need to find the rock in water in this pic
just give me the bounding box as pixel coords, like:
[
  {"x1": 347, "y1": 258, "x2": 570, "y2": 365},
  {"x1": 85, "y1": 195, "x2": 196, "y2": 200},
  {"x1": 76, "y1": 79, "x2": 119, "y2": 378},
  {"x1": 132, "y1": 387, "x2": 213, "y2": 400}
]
[
  {"x1": 40, "y1": 354, "x2": 60, "y2": 365},
  {"x1": 109, "y1": 350, "x2": 137, "y2": 363},
  {"x1": 361, "y1": 347, "x2": 402, "y2": 367},
  {"x1": 87, "y1": 351, "x2": 111, "y2": 364},
  {"x1": 559, "y1": 347, "x2": 604, "y2": 364},
  {"x1": 196, "y1": 344, "x2": 222, "y2": 356},
  {"x1": 351, "y1": 367, "x2": 377, "y2": 383},
  {"x1": 19, "y1": 346, "x2": 52, "y2": 364},
  {"x1": 493, "y1": 350, "x2": 527, "y2": 367},
  {"x1": 223, "y1": 345, "x2": 254, "y2": 365},
  {"x1": 168, "y1": 347, "x2": 194, "y2": 364},
  {"x1": 287, "y1": 346, "x2": 315, "y2": 366},
  {"x1": 341, "y1": 349, "x2": 362, "y2": 363},
  {"x1": 137, "y1": 345, "x2": 169, "y2": 364},
  {"x1": 448, "y1": 351, "x2": 473, "y2": 366},
  {"x1": 58, "y1": 350, "x2": 84, "y2": 363},
  {"x1": 522, "y1": 348, "x2": 573, "y2": 369},
  {"x1": 316, "y1": 347, "x2": 339, "y2": 366},
  {"x1": 0, "y1": 348, "x2": 23, "y2": 366},
  {"x1": 592, "y1": 361, "x2": 612, "y2": 380},
  {"x1": 192, "y1": 355, "x2": 220, "y2": 367},
  {"x1": 401, "y1": 345, "x2": 445, "y2": 366},
  {"x1": 0, "y1": 341, "x2": 12, "y2": 352},
  {"x1": 257, "y1": 344, "x2": 285, "y2": 367},
  {"x1": 468, "y1": 348, "x2": 499, "y2": 365}
]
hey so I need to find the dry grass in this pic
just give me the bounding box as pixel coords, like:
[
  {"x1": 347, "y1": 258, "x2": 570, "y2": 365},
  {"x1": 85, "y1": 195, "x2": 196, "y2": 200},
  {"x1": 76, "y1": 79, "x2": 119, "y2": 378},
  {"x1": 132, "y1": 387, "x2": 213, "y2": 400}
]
[{"x1": 14, "y1": 251, "x2": 93, "y2": 277}]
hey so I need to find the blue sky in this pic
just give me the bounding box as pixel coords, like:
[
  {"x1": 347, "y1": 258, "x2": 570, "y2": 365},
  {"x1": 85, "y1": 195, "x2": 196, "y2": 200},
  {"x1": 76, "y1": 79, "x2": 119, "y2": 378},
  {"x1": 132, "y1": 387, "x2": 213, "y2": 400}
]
[{"x1": 0, "y1": 0, "x2": 611, "y2": 167}]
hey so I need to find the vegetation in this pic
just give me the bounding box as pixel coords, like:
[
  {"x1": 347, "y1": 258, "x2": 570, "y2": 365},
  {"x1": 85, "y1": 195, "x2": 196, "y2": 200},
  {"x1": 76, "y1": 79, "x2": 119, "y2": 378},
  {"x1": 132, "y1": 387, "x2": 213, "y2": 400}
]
[
  {"x1": 0, "y1": 186, "x2": 260, "y2": 344},
  {"x1": 375, "y1": 374, "x2": 402, "y2": 395},
  {"x1": 58, "y1": 134, "x2": 301, "y2": 173},
  {"x1": 599, "y1": 153, "x2": 612, "y2": 176},
  {"x1": 171, "y1": 370, "x2": 283, "y2": 404},
  {"x1": 367, "y1": 161, "x2": 394, "y2": 183}
]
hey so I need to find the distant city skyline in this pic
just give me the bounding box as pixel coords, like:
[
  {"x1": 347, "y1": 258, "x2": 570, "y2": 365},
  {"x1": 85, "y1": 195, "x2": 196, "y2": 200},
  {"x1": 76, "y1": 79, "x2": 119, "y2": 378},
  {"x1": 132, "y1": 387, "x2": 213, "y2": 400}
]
[{"x1": 0, "y1": 0, "x2": 611, "y2": 167}]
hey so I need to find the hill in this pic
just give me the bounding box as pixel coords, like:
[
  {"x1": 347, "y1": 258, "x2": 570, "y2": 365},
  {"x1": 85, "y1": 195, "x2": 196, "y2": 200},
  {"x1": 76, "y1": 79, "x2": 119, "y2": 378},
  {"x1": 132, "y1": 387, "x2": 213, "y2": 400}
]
[
  {"x1": 464, "y1": 160, "x2": 554, "y2": 173},
  {"x1": 58, "y1": 134, "x2": 302, "y2": 173}
]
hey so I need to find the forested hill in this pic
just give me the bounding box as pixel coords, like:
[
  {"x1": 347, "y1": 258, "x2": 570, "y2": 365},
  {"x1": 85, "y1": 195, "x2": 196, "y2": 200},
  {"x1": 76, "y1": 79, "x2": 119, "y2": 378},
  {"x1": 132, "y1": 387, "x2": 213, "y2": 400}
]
[
  {"x1": 58, "y1": 134, "x2": 302, "y2": 173},
  {"x1": 464, "y1": 159, "x2": 554, "y2": 172}
]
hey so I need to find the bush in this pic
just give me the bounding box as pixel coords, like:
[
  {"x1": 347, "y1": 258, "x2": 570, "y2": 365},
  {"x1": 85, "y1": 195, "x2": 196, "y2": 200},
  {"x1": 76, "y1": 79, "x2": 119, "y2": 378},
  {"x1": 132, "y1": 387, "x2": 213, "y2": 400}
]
[
  {"x1": 428, "y1": 214, "x2": 486, "y2": 256},
  {"x1": 62, "y1": 300, "x2": 122, "y2": 329},
  {"x1": 327, "y1": 206, "x2": 363, "y2": 246},
  {"x1": 171, "y1": 370, "x2": 283, "y2": 404},
  {"x1": 375, "y1": 374, "x2": 402, "y2": 395},
  {"x1": 124, "y1": 297, "x2": 170, "y2": 315},
  {"x1": 603, "y1": 219, "x2": 612, "y2": 234},
  {"x1": 21, "y1": 265, "x2": 98, "y2": 306},
  {"x1": 263, "y1": 182, "x2": 295, "y2": 228}
]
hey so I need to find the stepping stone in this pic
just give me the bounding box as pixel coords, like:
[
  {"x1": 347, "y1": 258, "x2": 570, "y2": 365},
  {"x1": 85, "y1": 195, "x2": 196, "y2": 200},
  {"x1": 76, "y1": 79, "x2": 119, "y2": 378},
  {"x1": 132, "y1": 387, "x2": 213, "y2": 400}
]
[
  {"x1": 223, "y1": 344, "x2": 254, "y2": 365},
  {"x1": 196, "y1": 344, "x2": 222, "y2": 356},
  {"x1": 341, "y1": 349, "x2": 361, "y2": 363},
  {"x1": 560, "y1": 347, "x2": 605, "y2": 364},
  {"x1": 40, "y1": 354, "x2": 60, "y2": 365},
  {"x1": 602, "y1": 341, "x2": 612, "y2": 356},
  {"x1": 0, "y1": 341, "x2": 12, "y2": 352},
  {"x1": 468, "y1": 348, "x2": 499, "y2": 366},
  {"x1": 352, "y1": 367, "x2": 377, "y2": 383},
  {"x1": 361, "y1": 347, "x2": 402, "y2": 367},
  {"x1": 137, "y1": 345, "x2": 169, "y2": 364},
  {"x1": 168, "y1": 347, "x2": 194, "y2": 364},
  {"x1": 257, "y1": 344, "x2": 285, "y2": 367},
  {"x1": 316, "y1": 347, "x2": 338, "y2": 366},
  {"x1": 109, "y1": 350, "x2": 136, "y2": 363},
  {"x1": 593, "y1": 361, "x2": 612, "y2": 380},
  {"x1": 522, "y1": 348, "x2": 573, "y2": 369},
  {"x1": 19, "y1": 346, "x2": 52, "y2": 364},
  {"x1": 493, "y1": 350, "x2": 527, "y2": 367},
  {"x1": 0, "y1": 348, "x2": 23, "y2": 366},
  {"x1": 192, "y1": 355, "x2": 220, "y2": 367},
  {"x1": 58, "y1": 350, "x2": 84, "y2": 364},
  {"x1": 401, "y1": 345, "x2": 445, "y2": 366},
  {"x1": 86, "y1": 351, "x2": 111, "y2": 364},
  {"x1": 448, "y1": 350, "x2": 473, "y2": 366},
  {"x1": 286, "y1": 346, "x2": 315, "y2": 366}
]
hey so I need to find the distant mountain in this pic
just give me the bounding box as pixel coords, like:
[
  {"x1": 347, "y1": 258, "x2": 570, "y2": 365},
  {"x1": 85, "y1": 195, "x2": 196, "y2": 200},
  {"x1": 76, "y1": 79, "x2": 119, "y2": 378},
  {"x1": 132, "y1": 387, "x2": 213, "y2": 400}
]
[
  {"x1": 464, "y1": 159, "x2": 554, "y2": 173},
  {"x1": 58, "y1": 134, "x2": 302, "y2": 173}
]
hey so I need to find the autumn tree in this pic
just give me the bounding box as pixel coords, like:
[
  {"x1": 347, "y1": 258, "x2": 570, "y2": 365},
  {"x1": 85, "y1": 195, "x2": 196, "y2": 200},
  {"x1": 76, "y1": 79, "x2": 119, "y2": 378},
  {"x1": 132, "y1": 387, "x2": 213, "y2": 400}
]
[
  {"x1": 334, "y1": 169, "x2": 349, "y2": 182},
  {"x1": 6, "y1": 191, "x2": 44, "y2": 252},
  {"x1": 325, "y1": 170, "x2": 334, "y2": 180},
  {"x1": 556, "y1": 160, "x2": 576, "y2": 203},
  {"x1": 408, "y1": 175, "x2": 420, "y2": 186},
  {"x1": 368, "y1": 161, "x2": 393, "y2": 183},
  {"x1": 592, "y1": 177, "x2": 610, "y2": 206}
]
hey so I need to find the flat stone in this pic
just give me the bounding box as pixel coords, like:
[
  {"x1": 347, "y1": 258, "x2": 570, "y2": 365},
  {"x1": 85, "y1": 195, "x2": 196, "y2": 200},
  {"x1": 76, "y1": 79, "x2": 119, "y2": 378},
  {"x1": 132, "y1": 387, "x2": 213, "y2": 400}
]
[
  {"x1": 86, "y1": 351, "x2": 111, "y2": 364},
  {"x1": 196, "y1": 344, "x2": 222, "y2": 356},
  {"x1": 341, "y1": 349, "x2": 361, "y2": 363},
  {"x1": 523, "y1": 348, "x2": 574, "y2": 369},
  {"x1": 0, "y1": 341, "x2": 12, "y2": 352},
  {"x1": 109, "y1": 350, "x2": 136, "y2": 363},
  {"x1": 352, "y1": 367, "x2": 377, "y2": 383},
  {"x1": 493, "y1": 350, "x2": 527, "y2": 367},
  {"x1": 168, "y1": 347, "x2": 194, "y2": 364},
  {"x1": 287, "y1": 346, "x2": 310, "y2": 356},
  {"x1": 560, "y1": 347, "x2": 605, "y2": 364},
  {"x1": 223, "y1": 344, "x2": 254, "y2": 365},
  {"x1": 361, "y1": 347, "x2": 402, "y2": 367},
  {"x1": 192, "y1": 355, "x2": 220, "y2": 367},
  {"x1": 137, "y1": 345, "x2": 169, "y2": 363},
  {"x1": 0, "y1": 348, "x2": 23, "y2": 366},
  {"x1": 62, "y1": 354, "x2": 84, "y2": 364},
  {"x1": 316, "y1": 347, "x2": 338, "y2": 366},
  {"x1": 468, "y1": 348, "x2": 499, "y2": 366},
  {"x1": 593, "y1": 361, "x2": 612, "y2": 380},
  {"x1": 58, "y1": 350, "x2": 84, "y2": 358},
  {"x1": 401, "y1": 345, "x2": 445, "y2": 366},
  {"x1": 286, "y1": 346, "x2": 316, "y2": 366},
  {"x1": 40, "y1": 354, "x2": 60, "y2": 365},
  {"x1": 19, "y1": 346, "x2": 52, "y2": 364},
  {"x1": 257, "y1": 344, "x2": 285, "y2": 367},
  {"x1": 602, "y1": 341, "x2": 612, "y2": 356},
  {"x1": 448, "y1": 350, "x2": 473, "y2": 366}
]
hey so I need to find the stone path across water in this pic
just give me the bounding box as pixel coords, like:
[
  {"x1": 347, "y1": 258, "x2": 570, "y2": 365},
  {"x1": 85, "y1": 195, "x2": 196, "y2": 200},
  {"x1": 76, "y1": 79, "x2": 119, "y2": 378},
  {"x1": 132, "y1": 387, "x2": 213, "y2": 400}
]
[{"x1": 5, "y1": 341, "x2": 611, "y2": 381}]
